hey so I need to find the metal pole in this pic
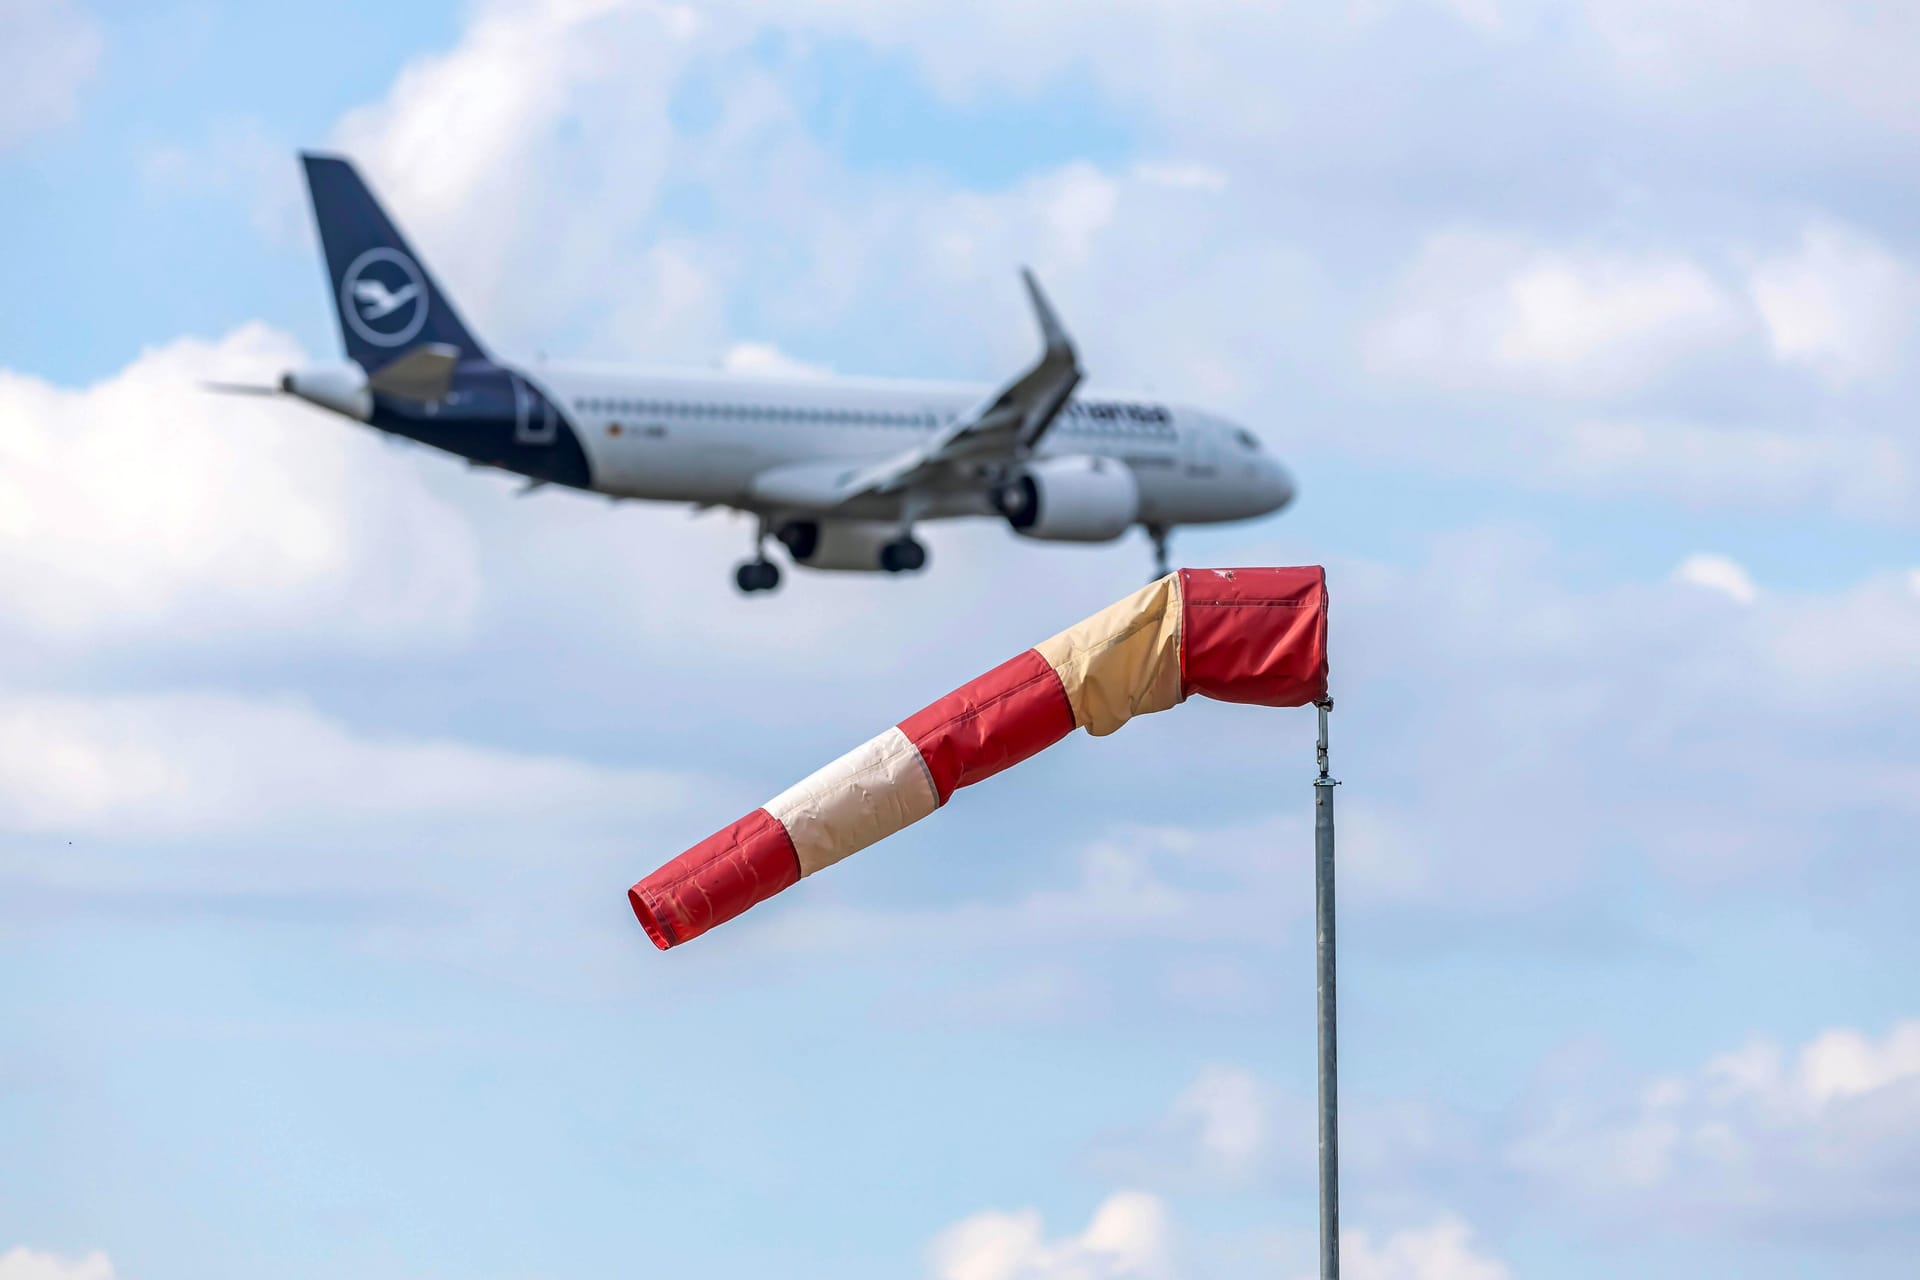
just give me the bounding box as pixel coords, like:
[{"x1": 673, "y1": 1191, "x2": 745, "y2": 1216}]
[{"x1": 1314, "y1": 699, "x2": 1340, "y2": 1280}]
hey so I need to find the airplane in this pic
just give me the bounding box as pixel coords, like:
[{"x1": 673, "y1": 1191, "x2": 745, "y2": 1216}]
[{"x1": 210, "y1": 153, "x2": 1296, "y2": 594}]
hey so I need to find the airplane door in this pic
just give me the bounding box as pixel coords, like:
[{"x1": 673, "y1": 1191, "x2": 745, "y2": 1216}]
[{"x1": 511, "y1": 372, "x2": 557, "y2": 445}]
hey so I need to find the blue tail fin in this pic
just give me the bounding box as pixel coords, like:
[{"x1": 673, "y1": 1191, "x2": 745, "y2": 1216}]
[{"x1": 301, "y1": 152, "x2": 488, "y2": 368}]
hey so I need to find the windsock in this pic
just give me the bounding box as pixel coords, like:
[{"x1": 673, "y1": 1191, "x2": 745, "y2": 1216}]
[{"x1": 630, "y1": 566, "x2": 1328, "y2": 949}]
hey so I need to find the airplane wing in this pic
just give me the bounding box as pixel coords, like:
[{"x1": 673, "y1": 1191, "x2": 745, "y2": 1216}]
[{"x1": 825, "y1": 269, "x2": 1082, "y2": 501}]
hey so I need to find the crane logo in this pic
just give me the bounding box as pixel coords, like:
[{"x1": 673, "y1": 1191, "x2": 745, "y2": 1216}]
[{"x1": 340, "y1": 247, "x2": 429, "y2": 348}]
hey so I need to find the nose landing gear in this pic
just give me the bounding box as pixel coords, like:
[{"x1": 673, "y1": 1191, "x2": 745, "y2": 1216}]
[
  {"x1": 1145, "y1": 523, "x2": 1172, "y2": 581},
  {"x1": 734, "y1": 558, "x2": 782, "y2": 593}
]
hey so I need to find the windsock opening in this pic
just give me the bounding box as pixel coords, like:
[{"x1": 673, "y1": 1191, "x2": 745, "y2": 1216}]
[
  {"x1": 628, "y1": 886, "x2": 673, "y2": 950},
  {"x1": 628, "y1": 808, "x2": 800, "y2": 950}
]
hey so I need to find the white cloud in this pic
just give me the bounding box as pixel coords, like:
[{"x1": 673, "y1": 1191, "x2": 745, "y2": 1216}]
[
  {"x1": 1331, "y1": 1218, "x2": 1509, "y2": 1280},
  {"x1": 1129, "y1": 162, "x2": 1229, "y2": 193},
  {"x1": 1798, "y1": 1022, "x2": 1920, "y2": 1105},
  {"x1": 0, "y1": 685, "x2": 721, "y2": 974},
  {"x1": 742, "y1": 0, "x2": 1523, "y2": 150},
  {"x1": 758, "y1": 818, "x2": 1310, "y2": 956},
  {"x1": 0, "y1": 688, "x2": 703, "y2": 846},
  {"x1": 1749, "y1": 221, "x2": 1920, "y2": 384},
  {"x1": 1368, "y1": 230, "x2": 1744, "y2": 396},
  {"x1": 775, "y1": 0, "x2": 1920, "y2": 164},
  {"x1": 0, "y1": 325, "x2": 480, "y2": 650},
  {"x1": 1529, "y1": 417, "x2": 1916, "y2": 523},
  {"x1": 0, "y1": 0, "x2": 100, "y2": 149},
  {"x1": 1671, "y1": 552, "x2": 1757, "y2": 605},
  {"x1": 928, "y1": 1191, "x2": 1175, "y2": 1280},
  {"x1": 1036, "y1": 166, "x2": 1121, "y2": 264},
  {"x1": 1167, "y1": 1065, "x2": 1271, "y2": 1176},
  {"x1": 721, "y1": 341, "x2": 833, "y2": 378},
  {"x1": 928, "y1": 1194, "x2": 1505, "y2": 1280},
  {"x1": 1585, "y1": 0, "x2": 1920, "y2": 136},
  {"x1": 1294, "y1": 532, "x2": 1920, "y2": 897},
  {"x1": 0, "y1": 678, "x2": 725, "y2": 980},
  {"x1": 328, "y1": 0, "x2": 709, "y2": 348},
  {"x1": 1102, "y1": 1022, "x2": 1920, "y2": 1246},
  {"x1": 598, "y1": 241, "x2": 731, "y2": 365},
  {"x1": 1509, "y1": 1019, "x2": 1920, "y2": 1229},
  {"x1": 0, "y1": 1248, "x2": 113, "y2": 1280},
  {"x1": 309, "y1": 2, "x2": 1212, "y2": 377},
  {"x1": 1094, "y1": 1061, "x2": 1483, "y2": 1203}
]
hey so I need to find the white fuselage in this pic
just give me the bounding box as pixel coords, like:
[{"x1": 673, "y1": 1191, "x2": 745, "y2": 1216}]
[{"x1": 523, "y1": 365, "x2": 1294, "y2": 525}]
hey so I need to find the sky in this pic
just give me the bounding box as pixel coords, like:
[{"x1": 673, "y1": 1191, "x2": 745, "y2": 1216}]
[{"x1": 3, "y1": 0, "x2": 1919, "y2": 1277}]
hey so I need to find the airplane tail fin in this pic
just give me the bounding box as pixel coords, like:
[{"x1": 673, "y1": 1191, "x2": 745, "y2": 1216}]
[{"x1": 300, "y1": 152, "x2": 489, "y2": 369}]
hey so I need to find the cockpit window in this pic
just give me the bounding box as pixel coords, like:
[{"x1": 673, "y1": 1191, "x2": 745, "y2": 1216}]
[{"x1": 1234, "y1": 428, "x2": 1259, "y2": 450}]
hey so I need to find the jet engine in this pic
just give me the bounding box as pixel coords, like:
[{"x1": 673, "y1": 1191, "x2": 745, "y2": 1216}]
[
  {"x1": 993, "y1": 455, "x2": 1139, "y2": 542},
  {"x1": 777, "y1": 519, "x2": 926, "y2": 573}
]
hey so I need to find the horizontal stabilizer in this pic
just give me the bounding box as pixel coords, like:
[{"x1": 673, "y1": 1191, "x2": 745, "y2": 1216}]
[
  {"x1": 201, "y1": 381, "x2": 283, "y2": 397},
  {"x1": 366, "y1": 343, "x2": 460, "y2": 401}
]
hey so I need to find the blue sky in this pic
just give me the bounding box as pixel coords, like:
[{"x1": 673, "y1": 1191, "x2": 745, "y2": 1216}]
[{"x1": 4, "y1": 2, "x2": 1920, "y2": 1278}]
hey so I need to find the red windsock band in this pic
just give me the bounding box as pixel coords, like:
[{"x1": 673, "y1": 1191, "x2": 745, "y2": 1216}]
[
  {"x1": 1178, "y1": 567, "x2": 1329, "y2": 707},
  {"x1": 628, "y1": 807, "x2": 799, "y2": 949},
  {"x1": 898, "y1": 648, "x2": 1075, "y2": 804}
]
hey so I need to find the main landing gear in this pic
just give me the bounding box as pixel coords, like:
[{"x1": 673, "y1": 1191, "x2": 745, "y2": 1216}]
[
  {"x1": 734, "y1": 517, "x2": 927, "y2": 593},
  {"x1": 881, "y1": 496, "x2": 930, "y2": 575},
  {"x1": 880, "y1": 535, "x2": 927, "y2": 574},
  {"x1": 1146, "y1": 522, "x2": 1172, "y2": 581},
  {"x1": 735, "y1": 516, "x2": 783, "y2": 595}
]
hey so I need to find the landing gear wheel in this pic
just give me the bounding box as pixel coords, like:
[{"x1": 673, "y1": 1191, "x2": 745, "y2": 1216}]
[
  {"x1": 880, "y1": 536, "x2": 928, "y2": 574},
  {"x1": 734, "y1": 558, "x2": 782, "y2": 594}
]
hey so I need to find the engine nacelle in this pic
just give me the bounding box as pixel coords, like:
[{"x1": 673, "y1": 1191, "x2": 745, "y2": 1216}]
[
  {"x1": 777, "y1": 519, "x2": 899, "y2": 572},
  {"x1": 282, "y1": 363, "x2": 372, "y2": 420},
  {"x1": 993, "y1": 455, "x2": 1139, "y2": 542}
]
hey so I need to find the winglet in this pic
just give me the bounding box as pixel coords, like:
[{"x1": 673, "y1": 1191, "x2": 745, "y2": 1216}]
[
  {"x1": 1021, "y1": 267, "x2": 1074, "y2": 358},
  {"x1": 822, "y1": 267, "x2": 1086, "y2": 501}
]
